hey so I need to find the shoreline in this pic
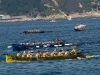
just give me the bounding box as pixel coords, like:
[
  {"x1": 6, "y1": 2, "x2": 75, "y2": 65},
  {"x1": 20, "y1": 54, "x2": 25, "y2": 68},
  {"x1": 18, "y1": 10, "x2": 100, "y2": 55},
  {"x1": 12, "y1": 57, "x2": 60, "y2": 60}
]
[{"x1": 0, "y1": 11, "x2": 100, "y2": 22}]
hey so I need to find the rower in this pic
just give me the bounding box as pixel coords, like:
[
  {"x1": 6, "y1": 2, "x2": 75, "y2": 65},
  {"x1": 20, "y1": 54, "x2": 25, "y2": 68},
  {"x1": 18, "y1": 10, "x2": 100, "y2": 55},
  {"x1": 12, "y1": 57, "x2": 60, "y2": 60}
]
[
  {"x1": 43, "y1": 50, "x2": 50, "y2": 57},
  {"x1": 22, "y1": 51, "x2": 27, "y2": 57},
  {"x1": 20, "y1": 42, "x2": 25, "y2": 45},
  {"x1": 36, "y1": 50, "x2": 42, "y2": 57},
  {"x1": 27, "y1": 51, "x2": 31, "y2": 58},
  {"x1": 50, "y1": 49, "x2": 58, "y2": 56},
  {"x1": 17, "y1": 51, "x2": 21, "y2": 57},
  {"x1": 52, "y1": 39, "x2": 54, "y2": 44},
  {"x1": 33, "y1": 41, "x2": 36, "y2": 46},
  {"x1": 65, "y1": 49, "x2": 70, "y2": 56},
  {"x1": 38, "y1": 42, "x2": 41, "y2": 46},
  {"x1": 61, "y1": 49, "x2": 65, "y2": 55},
  {"x1": 58, "y1": 49, "x2": 65, "y2": 56},
  {"x1": 30, "y1": 51, "x2": 35, "y2": 58},
  {"x1": 71, "y1": 43, "x2": 76, "y2": 55}
]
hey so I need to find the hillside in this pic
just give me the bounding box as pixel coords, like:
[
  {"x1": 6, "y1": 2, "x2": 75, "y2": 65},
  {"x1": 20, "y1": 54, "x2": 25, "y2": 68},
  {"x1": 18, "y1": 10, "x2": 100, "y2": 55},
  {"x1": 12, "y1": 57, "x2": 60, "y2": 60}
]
[{"x1": 0, "y1": 0, "x2": 100, "y2": 17}]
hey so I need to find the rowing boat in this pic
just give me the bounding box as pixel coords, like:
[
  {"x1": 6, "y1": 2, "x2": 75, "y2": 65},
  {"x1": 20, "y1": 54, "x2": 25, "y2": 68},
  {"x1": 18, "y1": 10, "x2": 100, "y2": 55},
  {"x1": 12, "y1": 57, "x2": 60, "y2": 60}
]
[
  {"x1": 5, "y1": 52, "x2": 84, "y2": 63},
  {"x1": 23, "y1": 29, "x2": 44, "y2": 34},
  {"x1": 23, "y1": 29, "x2": 52, "y2": 34}
]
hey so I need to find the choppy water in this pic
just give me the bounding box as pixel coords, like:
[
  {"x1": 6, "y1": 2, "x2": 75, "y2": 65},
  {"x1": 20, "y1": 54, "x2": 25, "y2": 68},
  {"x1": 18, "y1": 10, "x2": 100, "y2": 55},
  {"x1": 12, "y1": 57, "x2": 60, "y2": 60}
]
[{"x1": 0, "y1": 18, "x2": 100, "y2": 75}]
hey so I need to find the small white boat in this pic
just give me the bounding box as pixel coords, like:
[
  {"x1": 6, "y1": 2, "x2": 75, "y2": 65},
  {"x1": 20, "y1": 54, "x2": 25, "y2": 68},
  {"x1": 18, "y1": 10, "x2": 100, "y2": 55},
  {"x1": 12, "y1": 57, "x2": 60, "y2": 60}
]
[
  {"x1": 67, "y1": 16, "x2": 72, "y2": 20},
  {"x1": 74, "y1": 24, "x2": 86, "y2": 31},
  {"x1": 50, "y1": 19, "x2": 56, "y2": 22}
]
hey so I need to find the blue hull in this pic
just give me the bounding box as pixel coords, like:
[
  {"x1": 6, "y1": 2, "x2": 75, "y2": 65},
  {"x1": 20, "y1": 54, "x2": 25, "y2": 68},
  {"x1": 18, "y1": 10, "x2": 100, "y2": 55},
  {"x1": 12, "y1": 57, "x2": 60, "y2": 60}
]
[{"x1": 12, "y1": 43, "x2": 65, "y2": 51}]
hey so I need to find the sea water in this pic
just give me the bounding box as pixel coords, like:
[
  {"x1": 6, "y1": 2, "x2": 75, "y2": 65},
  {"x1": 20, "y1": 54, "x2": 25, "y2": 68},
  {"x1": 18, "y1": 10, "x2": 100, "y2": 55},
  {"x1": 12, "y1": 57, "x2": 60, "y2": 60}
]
[{"x1": 0, "y1": 18, "x2": 100, "y2": 75}]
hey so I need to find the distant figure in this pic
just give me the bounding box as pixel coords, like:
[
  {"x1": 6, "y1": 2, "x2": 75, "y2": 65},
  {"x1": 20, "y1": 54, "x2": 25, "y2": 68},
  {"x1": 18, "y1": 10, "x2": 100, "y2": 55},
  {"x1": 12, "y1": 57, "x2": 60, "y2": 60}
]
[
  {"x1": 56, "y1": 37, "x2": 60, "y2": 44},
  {"x1": 17, "y1": 51, "x2": 21, "y2": 57},
  {"x1": 40, "y1": 28, "x2": 43, "y2": 31}
]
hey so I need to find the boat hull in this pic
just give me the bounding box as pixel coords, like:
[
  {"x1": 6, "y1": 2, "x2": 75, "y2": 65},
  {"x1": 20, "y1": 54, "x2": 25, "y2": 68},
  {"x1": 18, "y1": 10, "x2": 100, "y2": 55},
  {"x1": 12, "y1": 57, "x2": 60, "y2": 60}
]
[
  {"x1": 6, "y1": 52, "x2": 84, "y2": 63},
  {"x1": 74, "y1": 29, "x2": 84, "y2": 31},
  {"x1": 23, "y1": 31, "x2": 44, "y2": 34},
  {"x1": 12, "y1": 43, "x2": 66, "y2": 51},
  {"x1": 23, "y1": 30, "x2": 52, "y2": 34}
]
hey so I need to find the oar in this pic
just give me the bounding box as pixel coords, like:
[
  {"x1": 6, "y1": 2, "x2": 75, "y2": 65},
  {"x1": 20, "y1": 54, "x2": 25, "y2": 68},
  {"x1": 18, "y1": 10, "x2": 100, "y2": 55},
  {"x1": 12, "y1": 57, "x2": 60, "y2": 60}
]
[
  {"x1": 7, "y1": 46, "x2": 12, "y2": 48},
  {"x1": 65, "y1": 43, "x2": 72, "y2": 46},
  {"x1": 34, "y1": 56, "x2": 42, "y2": 61},
  {"x1": 86, "y1": 55, "x2": 91, "y2": 59},
  {"x1": 3, "y1": 53, "x2": 8, "y2": 55},
  {"x1": 86, "y1": 55, "x2": 100, "y2": 59}
]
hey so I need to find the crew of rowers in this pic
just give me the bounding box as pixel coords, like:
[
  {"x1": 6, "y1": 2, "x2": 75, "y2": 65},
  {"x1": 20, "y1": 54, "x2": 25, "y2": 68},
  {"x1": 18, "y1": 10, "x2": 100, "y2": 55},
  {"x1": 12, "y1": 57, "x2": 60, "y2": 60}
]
[
  {"x1": 16, "y1": 43, "x2": 81, "y2": 58},
  {"x1": 20, "y1": 40, "x2": 55, "y2": 46},
  {"x1": 17, "y1": 49, "x2": 67, "y2": 58},
  {"x1": 20, "y1": 37, "x2": 61, "y2": 46},
  {"x1": 17, "y1": 49, "x2": 76, "y2": 58}
]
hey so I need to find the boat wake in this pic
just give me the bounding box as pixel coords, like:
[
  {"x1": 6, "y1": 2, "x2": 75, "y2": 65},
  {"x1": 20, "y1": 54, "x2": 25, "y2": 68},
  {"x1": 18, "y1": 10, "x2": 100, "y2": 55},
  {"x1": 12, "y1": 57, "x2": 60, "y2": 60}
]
[
  {"x1": 76, "y1": 41, "x2": 100, "y2": 46},
  {"x1": 89, "y1": 55, "x2": 100, "y2": 58}
]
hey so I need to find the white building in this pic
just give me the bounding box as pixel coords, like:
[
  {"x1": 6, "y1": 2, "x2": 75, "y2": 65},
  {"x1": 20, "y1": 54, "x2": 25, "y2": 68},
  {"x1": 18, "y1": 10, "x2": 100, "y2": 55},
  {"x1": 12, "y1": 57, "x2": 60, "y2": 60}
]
[{"x1": 0, "y1": 15, "x2": 11, "y2": 19}]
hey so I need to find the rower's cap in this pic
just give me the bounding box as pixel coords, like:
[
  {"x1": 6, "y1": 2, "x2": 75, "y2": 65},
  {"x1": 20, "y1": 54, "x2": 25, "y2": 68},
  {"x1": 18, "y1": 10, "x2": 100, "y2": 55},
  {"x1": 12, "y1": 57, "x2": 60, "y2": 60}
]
[
  {"x1": 54, "y1": 49, "x2": 56, "y2": 51},
  {"x1": 23, "y1": 51, "x2": 26, "y2": 53},
  {"x1": 31, "y1": 51, "x2": 33, "y2": 52},
  {"x1": 61, "y1": 49, "x2": 64, "y2": 50},
  {"x1": 28, "y1": 51, "x2": 30, "y2": 53}
]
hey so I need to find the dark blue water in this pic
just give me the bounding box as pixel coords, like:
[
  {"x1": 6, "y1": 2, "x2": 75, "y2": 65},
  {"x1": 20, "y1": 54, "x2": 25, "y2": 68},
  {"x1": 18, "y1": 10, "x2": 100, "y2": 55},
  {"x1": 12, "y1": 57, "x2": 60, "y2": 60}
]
[{"x1": 0, "y1": 18, "x2": 100, "y2": 75}]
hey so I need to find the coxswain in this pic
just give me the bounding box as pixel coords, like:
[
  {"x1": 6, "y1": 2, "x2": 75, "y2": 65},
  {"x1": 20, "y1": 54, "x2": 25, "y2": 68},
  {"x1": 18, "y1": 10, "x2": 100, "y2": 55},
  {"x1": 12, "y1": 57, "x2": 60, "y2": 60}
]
[
  {"x1": 22, "y1": 51, "x2": 27, "y2": 57},
  {"x1": 17, "y1": 51, "x2": 21, "y2": 57},
  {"x1": 36, "y1": 50, "x2": 42, "y2": 57},
  {"x1": 71, "y1": 44, "x2": 76, "y2": 55},
  {"x1": 56, "y1": 37, "x2": 60, "y2": 44}
]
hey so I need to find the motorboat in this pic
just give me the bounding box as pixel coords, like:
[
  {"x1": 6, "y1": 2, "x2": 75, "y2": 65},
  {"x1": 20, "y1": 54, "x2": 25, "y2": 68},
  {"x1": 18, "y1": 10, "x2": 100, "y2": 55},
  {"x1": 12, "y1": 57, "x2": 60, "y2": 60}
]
[
  {"x1": 50, "y1": 19, "x2": 56, "y2": 22},
  {"x1": 67, "y1": 16, "x2": 72, "y2": 20},
  {"x1": 74, "y1": 24, "x2": 86, "y2": 31}
]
